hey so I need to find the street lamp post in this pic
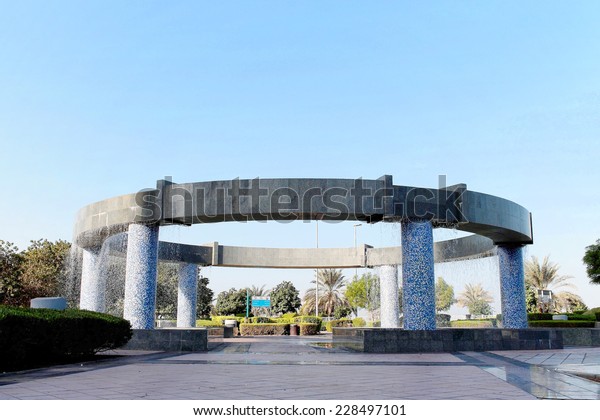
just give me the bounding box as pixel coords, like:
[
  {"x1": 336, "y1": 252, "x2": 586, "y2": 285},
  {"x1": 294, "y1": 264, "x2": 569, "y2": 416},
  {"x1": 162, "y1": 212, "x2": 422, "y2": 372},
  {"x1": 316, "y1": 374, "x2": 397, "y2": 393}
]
[
  {"x1": 315, "y1": 220, "x2": 319, "y2": 317},
  {"x1": 353, "y1": 223, "x2": 362, "y2": 278}
]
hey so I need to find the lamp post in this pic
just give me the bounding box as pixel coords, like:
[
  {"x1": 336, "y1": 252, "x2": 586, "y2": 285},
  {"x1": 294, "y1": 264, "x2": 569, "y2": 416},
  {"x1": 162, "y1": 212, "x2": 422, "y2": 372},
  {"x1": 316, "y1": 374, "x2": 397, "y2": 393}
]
[
  {"x1": 315, "y1": 220, "x2": 319, "y2": 317},
  {"x1": 353, "y1": 223, "x2": 362, "y2": 278}
]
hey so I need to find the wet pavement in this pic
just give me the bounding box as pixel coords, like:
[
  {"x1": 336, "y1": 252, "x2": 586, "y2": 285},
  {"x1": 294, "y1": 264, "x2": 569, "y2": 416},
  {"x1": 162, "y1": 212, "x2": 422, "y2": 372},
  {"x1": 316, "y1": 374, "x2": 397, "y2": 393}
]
[{"x1": 0, "y1": 335, "x2": 599, "y2": 400}]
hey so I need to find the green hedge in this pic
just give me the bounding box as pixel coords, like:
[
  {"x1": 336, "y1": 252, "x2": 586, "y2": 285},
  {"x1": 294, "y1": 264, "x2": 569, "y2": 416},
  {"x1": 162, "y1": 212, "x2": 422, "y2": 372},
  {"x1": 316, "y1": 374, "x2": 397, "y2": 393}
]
[
  {"x1": 527, "y1": 313, "x2": 553, "y2": 321},
  {"x1": 211, "y1": 316, "x2": 246, "y2": 325},
  {"x1": 196, "y1": 320, "x2": 222, "y2": 327},
  {"x1": 529, "y1": 320, "x2": 596, "y2": 328},
  {"x1": 298, "y1": 323, "x2": 319, "y2": 335},
  {"x1": 293, "y1": 316, "x2": 322, "y2": 331},
  {"x1": 239, "y1": 323, "x2": 290, "y2": 336},
  {"x1": 325, "y1": 318, "x2": 352, "y2": 332},
  {"x1": 450, "y1": 319, "x2": 496, "y2": 328},
  {"x1": 527, "y1": 313, "x2": 596, "y2": 321},
  {"x1": 0, "y1": 306, "x2": 132, "y2": 371},
  {"x1": 352, "y1": 317, "x2": 366, "y2": 327},
  {"x1": 248, "y1": 316, "x2": 273, "y2": 324}
]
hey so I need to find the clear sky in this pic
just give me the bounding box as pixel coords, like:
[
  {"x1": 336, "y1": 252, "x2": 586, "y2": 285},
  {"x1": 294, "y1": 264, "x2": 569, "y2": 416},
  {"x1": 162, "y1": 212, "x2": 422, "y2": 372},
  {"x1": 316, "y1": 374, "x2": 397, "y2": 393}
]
[{"x1": 1, "y1": 1, "x2": 599, "y2": 313}]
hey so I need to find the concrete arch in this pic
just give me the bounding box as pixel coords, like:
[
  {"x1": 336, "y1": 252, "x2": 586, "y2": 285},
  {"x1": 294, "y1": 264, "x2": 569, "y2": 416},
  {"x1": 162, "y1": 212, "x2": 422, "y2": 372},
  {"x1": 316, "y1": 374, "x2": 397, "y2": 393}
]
[{"x1": 75, "y1": 176, "x2": 532, "y2": 330}]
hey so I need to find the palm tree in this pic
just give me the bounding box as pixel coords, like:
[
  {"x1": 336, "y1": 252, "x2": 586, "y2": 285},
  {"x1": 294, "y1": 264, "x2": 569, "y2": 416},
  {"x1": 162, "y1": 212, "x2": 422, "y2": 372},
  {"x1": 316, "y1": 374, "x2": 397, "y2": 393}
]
[
  {"x1": 302, "y1": 269, "x2": 349, "y2": 317},
  {"x1": 249, "y1": 284, "x2": 269, "y2": 298},
  {"x1": 457, "y1": 283, "x2": 493, "y2": 316},
  {"x1": 525, "y1": 255, "x2": 583, "y2": 313}
]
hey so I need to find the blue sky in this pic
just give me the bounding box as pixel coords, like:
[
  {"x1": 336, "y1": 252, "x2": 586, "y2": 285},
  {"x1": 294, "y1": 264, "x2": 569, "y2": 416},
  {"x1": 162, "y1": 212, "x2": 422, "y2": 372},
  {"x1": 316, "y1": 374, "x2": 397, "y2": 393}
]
[{"x1": 1, "y1": 1, "x2": 599, "y2": 312}]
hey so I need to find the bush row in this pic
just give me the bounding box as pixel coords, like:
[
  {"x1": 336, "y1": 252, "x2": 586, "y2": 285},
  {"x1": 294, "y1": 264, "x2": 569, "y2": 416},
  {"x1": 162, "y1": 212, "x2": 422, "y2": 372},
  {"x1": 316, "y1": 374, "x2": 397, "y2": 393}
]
[
  {"x1": 529, "y1": 320, "x2": 596, "y2": 328},
  {"x1": 0, "y1": 306, "x2": 132, "y2": 371},
  {"x1": 239, "y1": 323, "x2": 290, "y2": 336},
  {"x1": 298, "y1": 323, "x2": 319, "y2": 335},
  {"x1": 325, "y1": 318, "x2": 353, "y2": 332},
  {"x1": 527, "y1": 313, "x2": 596, "y2": 321},
  {"x1": 450, "y1": 319, "x2": 496, "y2": 328}
]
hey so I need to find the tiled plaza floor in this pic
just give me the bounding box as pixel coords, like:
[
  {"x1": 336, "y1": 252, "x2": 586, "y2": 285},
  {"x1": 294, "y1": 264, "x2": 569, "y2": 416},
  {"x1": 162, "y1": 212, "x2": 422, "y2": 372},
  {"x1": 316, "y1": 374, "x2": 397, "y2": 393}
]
[{"x1": 0, "y1": 335, "x2": 599, "y2": 400}]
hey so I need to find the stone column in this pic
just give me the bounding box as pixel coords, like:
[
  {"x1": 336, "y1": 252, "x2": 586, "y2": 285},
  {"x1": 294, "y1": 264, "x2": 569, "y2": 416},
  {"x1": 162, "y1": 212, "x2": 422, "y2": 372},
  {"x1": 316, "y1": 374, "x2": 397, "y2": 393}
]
[
  {"x1": 401, "y1": 219, "x2": 436, "y2": 330},
  {"x1": 79, "y1": 248, "x2": 106, "y2": 312},
  {"x1": 123, "y1": 224, "x2": 159, "y2": 329},
  {"x1": 379, "y1": 264, "x2": 400, "y2": 328},
  {"x1": 177, "y1": 263, "x2": 198, "y2": 328},
  {"x1": 498, "y1": 245, "x2": 528, "y2": 329}
]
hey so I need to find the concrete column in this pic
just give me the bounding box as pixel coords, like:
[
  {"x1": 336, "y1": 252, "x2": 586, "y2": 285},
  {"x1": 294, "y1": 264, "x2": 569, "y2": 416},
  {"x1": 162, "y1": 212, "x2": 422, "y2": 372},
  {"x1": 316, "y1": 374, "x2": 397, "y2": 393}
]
[
  {"x1": 379, "y1": 265, "x2": 400, "y2": 328},
  {"x1": 79, "y1": 248, "x2": 106, "y2": 312},
  {"x1": 498, "y1": 245, "x2": 528, "y2": 329},
  {"x1": 401, "y1": 219, "x2": 436, "y2": 330},
  {"x1": 177, "y1": 263, "x2": 198, "y2": 328},
  {"x1": 123, "y1": 224, "x2": 160, "y2": 329}
]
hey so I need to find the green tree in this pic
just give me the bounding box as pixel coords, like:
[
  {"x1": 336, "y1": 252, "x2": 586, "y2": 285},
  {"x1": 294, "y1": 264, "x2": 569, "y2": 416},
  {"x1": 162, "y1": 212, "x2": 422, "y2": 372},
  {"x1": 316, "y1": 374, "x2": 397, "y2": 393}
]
[
  {"x1": 583, "y1": 239, "x2": 600, "y2": 284},
  {"x1": 302, "y1": 269, "x2": 349, "y2": 317},
  {"x1": 0, "y1": 240, "x2": 22, "y2": 305},
  {"x1": 345, "y1": 273, "x2": 380, "y2": 316},
  {"x1": 457, "y1": 283, "x2": 494, "y2": 316},
  {"x1": 435, "y1": 277, "x2": 455, "y2": 313},
  {"x1": 156, "y1": 263, "x2": 178, "y2": 318},
  {"x1": 270, "y1": 281, "x2": 301, "y2": 315},
  {"x1": 196, "y1": 273, "x2": 214, "y2": 319},
  {"x1": 525, "y1": 281, "x2": 537, "y2": 313},
  {"x1": 525, "y1": 255, "x2": 583, "y2": 313},
  {"x1": 215, "y1": 288, "x2": 249, "y2": 315},
  {"x1": 19, "y1": 239, "x2": 71, "y2": 304}
]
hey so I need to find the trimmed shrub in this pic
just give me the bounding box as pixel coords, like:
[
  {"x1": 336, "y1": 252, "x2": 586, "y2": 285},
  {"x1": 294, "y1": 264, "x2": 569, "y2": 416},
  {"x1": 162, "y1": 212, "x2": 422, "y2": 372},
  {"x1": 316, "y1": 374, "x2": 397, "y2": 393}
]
[
  {"x1": 196, "y1": 320, "x2": 221, "y2": 327},
  {"x1": 239, "y1": 323, "x2": 290, "y2": 336},
  {"x1": 565, "y1": 313, "x2": 595, "y2": 321},
  {"x1": 529, "y1": 320, "x2": 596, "y2": 328},
  {"x1": 326, "y1": 318, "x2": 352, "y2": 332},
  {"x1": 367, "y1": 321, "x2": 381, "y2": 327},
  {"x1": 211, "y1": 315, "x2": 246, "y2": 325},
  {"x1": 436, "y1": 314, "x2": 451, "y2": 327},
  {"x1": 527, "y1": 313, "x2": 553, "y2": 321},
  {"x1": 352, "y1": 317, "x2": 366, "y2": 327},
  {"x1": 281, "y1": 312, "x2": 297, "y2": 320},
  {"x1": 293, "y1": 316, "x2": 322, "y2": 331},
  {"x1": 298, "y1": 323, "x2": 319, "y2": 335},
  {"x1": 249, "y1": 316, "x2": 273, "y2": 324},
  {"x1": 0, "y1": 306, "x2": 132, "y2": 371},
  {"x1": 450, "y1": 319, "x2": 496, "y2": 328}
]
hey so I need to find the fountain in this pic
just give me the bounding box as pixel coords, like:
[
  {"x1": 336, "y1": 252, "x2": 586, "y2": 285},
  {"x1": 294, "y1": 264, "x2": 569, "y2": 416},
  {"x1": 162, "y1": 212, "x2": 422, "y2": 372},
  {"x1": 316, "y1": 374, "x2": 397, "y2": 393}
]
[{"x1": 72, "y1": 176, "x2": 542, "y2": 352}]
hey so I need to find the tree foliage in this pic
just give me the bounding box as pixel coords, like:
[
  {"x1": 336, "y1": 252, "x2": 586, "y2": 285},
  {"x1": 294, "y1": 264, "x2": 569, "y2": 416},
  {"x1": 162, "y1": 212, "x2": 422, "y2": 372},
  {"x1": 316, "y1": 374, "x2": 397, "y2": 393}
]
[
  {"x1": 269, "y1": 281, "x2": 301, "y2": 315},
  {"x1": 583, "y1": 239, "x2": 600, "y2": 285},
  {"x1": 197, "y1": 273, "x2": 214, "y2": 319},
  {"x1": 156, "y1": 263, "x2": 178, "y2": 318},
  {"x1": 18, "y1": 239, "x2": 71, "y2": 305},
  {"x1": 302, "y1": 269, "x2": 349, "y2": 317},
  {"x1": 525, "y1": 255, "x2": 583, "y2": 313},
  {"x1": 435, "y1": 277, "x2": 455, "y2": 313},
  {"x1": 215, "y1": 288, "x2": 249, "y2": 315},
  {"x1": 0, "y1": 240, "x2": 22, "y2": 305},
  {"x1": 457, "y1": 283, "x2": 494, "y2": 316},
  {"x1": 344, "y1": 273, "x2": 380, "y2": 315}
]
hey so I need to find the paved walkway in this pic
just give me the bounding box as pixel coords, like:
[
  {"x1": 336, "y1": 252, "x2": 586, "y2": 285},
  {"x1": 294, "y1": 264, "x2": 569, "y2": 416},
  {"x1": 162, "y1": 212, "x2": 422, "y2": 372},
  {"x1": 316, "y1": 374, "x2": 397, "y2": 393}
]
[{"x1": 0, "y1": 336, "x2": 599, "y2": 400}]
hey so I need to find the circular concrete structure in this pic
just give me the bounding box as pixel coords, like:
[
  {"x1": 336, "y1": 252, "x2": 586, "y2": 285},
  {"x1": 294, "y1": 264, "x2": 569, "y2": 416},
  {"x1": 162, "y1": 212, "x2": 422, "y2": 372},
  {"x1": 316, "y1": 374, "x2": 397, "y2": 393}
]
[{"x1": 74, "y1": 176, "x2": 533, "y2": 330}]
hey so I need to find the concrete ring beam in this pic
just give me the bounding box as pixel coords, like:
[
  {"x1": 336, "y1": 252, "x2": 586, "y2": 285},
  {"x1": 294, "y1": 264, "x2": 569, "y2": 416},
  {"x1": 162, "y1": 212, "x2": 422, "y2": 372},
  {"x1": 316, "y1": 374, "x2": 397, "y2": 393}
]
[
  {"x1": 74, "y1": 176, "x2": 533, "y2": 250},
  {"x1": 75, "y1": 176, "x2": 532, "y2": 331},
  {"x1": 104, "y1": 232, "x2": 496, "y2": 268}
]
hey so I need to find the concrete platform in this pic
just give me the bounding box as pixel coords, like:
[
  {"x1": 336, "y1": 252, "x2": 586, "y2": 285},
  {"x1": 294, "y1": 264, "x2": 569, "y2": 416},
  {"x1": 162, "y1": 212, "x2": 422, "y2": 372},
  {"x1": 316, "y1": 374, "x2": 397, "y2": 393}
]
[{"x1": 1, "y1": 335, "x2": 599, "y2": 400}]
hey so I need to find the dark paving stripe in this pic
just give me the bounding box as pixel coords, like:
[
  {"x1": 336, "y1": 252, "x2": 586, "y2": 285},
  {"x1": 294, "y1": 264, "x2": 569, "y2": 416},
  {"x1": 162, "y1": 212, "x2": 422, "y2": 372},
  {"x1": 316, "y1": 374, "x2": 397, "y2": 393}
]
[
  {"x1": 142, "y1": 359, "x2": 476, "y2": 367},
  {"x1": 0, "y1": 352, "x2": 181, "y2": 386},
  {"x1": 455, "y1": 352, "x2": 600, "y2": 400}
]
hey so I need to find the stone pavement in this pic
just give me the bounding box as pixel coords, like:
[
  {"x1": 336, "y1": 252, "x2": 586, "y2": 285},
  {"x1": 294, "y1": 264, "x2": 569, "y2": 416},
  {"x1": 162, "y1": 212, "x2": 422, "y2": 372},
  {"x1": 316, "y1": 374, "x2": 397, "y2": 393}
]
[{"x1": 0, "y1": 335, "x2": 599, "y2": 400}]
